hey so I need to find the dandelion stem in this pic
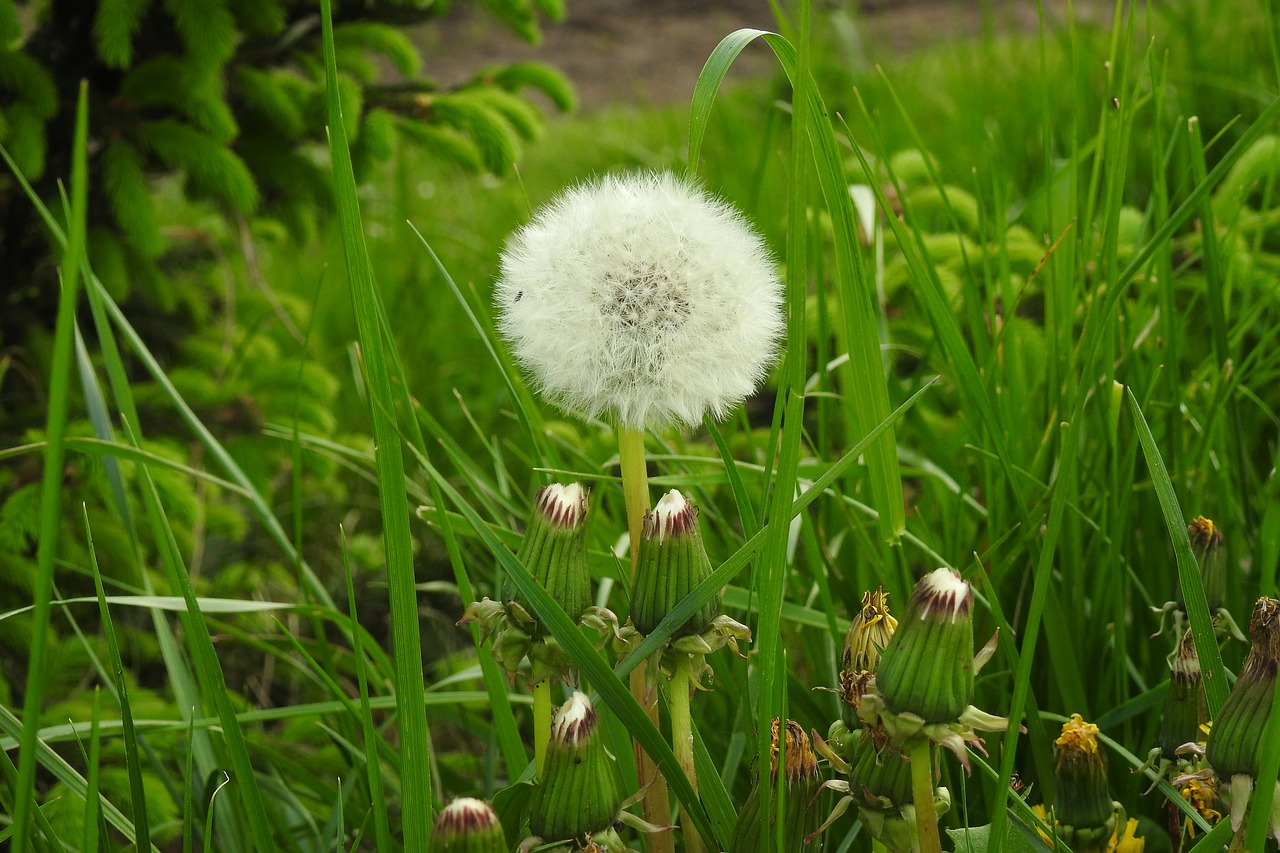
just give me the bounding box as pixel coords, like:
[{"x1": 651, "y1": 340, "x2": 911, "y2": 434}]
[
  {"x1": 533, "y1": 679, "x2": 551, "y2": 778},
  {"x1": 670, "y1": 656, "x2": 706, "y2": 853},
  {"x1": 618, "y1": 424, "x2": 649, "y2": 575},
  {"x1": 617, "y1": 423, "x2": 673, "y2": 852},
  {"x1": 909, "y1": 740, "x2": 942, "y2": 853}
]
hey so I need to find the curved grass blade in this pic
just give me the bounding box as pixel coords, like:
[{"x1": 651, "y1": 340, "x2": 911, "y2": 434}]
[
  {"x1": 1127, "y1": 389, "x2": 1228, "y2": 715},
  {"x1": 318, "y1": 0, "x2": 432, "y2": 842},
  {"x1": 86, "y1": 507, "x2": 152, "y2": 849}
]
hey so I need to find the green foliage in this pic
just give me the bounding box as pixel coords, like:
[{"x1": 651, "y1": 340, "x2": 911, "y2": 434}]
[
  {"x1": 11, "y1": 0, "x2": 1280, "y2": 850},
  {"x1": 93, "y1": 0, "x2": 155, "y2": 68},
  {"x1": 0, "y1": 0, "x2": 573, "y2": 360}
]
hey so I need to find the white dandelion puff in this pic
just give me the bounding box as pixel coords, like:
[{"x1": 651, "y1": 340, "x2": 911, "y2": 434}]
[{"x1": 495, "y1": 171, "x2": 785, "y2": 429}]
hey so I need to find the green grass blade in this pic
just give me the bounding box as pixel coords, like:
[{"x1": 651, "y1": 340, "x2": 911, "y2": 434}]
[
  {"x1": 319, "y1": 0, "x2": 432, "y2": 842},
  {"x1": 127, "y1": 422, "x2": 276, "y2": 851},
  {"x1": 184, "y1": 714, "x2": 196, "y2": 853},
  {"x1": 987, "y1": 422, "x2": 1077, "y2": 849},
  {"x1": 406, "y1": 222, "x2": 550, "y2": 464},
  {"x1": 82, "y1": 687, "x2": 103, "y2": 853},
  {"x1": 343, "y1": 530, "x2": 393, "y2": 851},
  {"x1": 690, "y1": 27, "x2": 906, "y2": 545},
  {"x1": 1127, "y1": 389, "x2": 1228, "y2": 715},
  {"x1": 85, "y1": 507, "x2": 152, "y2": 849},
  {"x1": 13, "y1": 79, "x2": 88, "y2": 851},
  {"x1": 688, "y1": 28, "x2": 773, "y2": 172}
]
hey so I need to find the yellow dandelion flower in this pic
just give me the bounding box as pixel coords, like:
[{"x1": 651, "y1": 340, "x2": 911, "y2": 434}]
[{"x1": 1029, "y1": 805, "x2": 1145, "y2": 853}]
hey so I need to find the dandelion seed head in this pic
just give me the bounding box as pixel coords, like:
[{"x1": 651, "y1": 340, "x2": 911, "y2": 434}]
[{"x1": 495, "y1": 171, "x2": 784, "y2": 429}]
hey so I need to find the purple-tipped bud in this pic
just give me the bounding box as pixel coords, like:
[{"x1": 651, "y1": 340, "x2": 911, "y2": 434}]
[
  {"x1": 507, "y1": 483, "x2": 592, "y2": 629},
  {"x1": 528, "y1": 692, "x2": 622, "y2": 840},
  {"x1": 875, "y1": 569, "x2": 975, "y2": 722},
  {"x1": 429, "y1": 798, "x2": 506, "y2": 852},
  {"x1": 630, "y1": 490, "x2": 718, "y2": 637}
]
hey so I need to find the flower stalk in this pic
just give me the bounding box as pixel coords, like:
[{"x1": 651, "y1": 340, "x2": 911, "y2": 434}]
[
  {"x1": 670, "y1": 656, "x2": 706, "y2": 853},
  {"x1": 616, "y1": 425, "x2": 672, "y2": 853},
  {"x1": 908, "y1": 741, "x2": 942, "y2": 853},
  {"x1": 534, "y1": 679, "x2": 552, "y2": 777}
]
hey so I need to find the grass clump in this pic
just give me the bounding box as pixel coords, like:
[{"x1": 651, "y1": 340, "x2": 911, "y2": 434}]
[{"x1": 5, "y1": 0, "x2": 1280, "y2": 850}]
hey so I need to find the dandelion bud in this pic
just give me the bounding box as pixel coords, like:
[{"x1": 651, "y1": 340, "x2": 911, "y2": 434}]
[
  {"x1": 729, "y1": 720, "x2": 825, "y2": 853},
  {"x1": 507, "y1": 483, "x2": 592, "y2": 629},
  {"x1": 1188, "y1": 517, "x2": 1226, "y2": 612},
  {"x1": 1052, "y1": 715, "x2": 1115, "y2": 838},
  {"x1": 875, "y1": 569, "x2": 974, "y2": 722},
  {"x1": 846, "y1": 724, "x2": 950, "y2": 853},
  {"x1": 1205, "y1": 596, "x2": 1280, "y2": 838},
  {"x1": 848, "y1": 726, "x2": 915, "y2": 813},
  {"x1": 1207, "y1": 597, "x2": 1280, "y2": 780},
  {"x1": 529, "y1": 692, "x2": 623, "y2": 841},
  {"x1": 1159, "y1": 630, "x2": 1204, "y2": 761},
  {"x1": 430, "y1": 798, "x2": 506, "y2": 853},
  {"x1": 629, "y1": 490, "x2": 718, "y2": 637}
]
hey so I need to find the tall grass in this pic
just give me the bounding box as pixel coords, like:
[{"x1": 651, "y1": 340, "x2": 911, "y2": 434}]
[{"x1": 5, "y1": 0, "x2": 1280, "y2": 850}]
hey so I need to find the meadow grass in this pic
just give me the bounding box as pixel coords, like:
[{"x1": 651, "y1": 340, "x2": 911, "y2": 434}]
[{"x1": 6, "y1": 0, "x2": 1280, "y2": 850}]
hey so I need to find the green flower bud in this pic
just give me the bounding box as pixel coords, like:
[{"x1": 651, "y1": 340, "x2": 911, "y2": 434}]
[
  {"x1": 1159, "y1": 630, "x2": 1204, "y2": 761},
  {"x1": 875, "y1": 569, "x2": 974, "y2": 723},
  {"x1": 839, "y1": 587, "x2": 897, "y2": 713},
  {"x1": 849, "y1": 725, "x2": 914, "y2": 812},
  {"x1": 1051, "y1": 714, "x2": 1115, "y2": 837},
  {"x1": 430, "y1": 798, "x2": 506, "y2": 853},
  {"x1": 729, "y1": 720, "x2": 825, "y2": 853},
  {"x1": 1188, "y1": 517, "x2": 1226, "y2": 613},
  {"x1": 630, "y1": 490, "x2": 718, "y2": 637},
  {"x1": 846, "y1": 724, "x2": 951, "y2": 853},
  {"x1": 1207, "y1": 597, "x2": 1280, "y2": 780},
  {"x1": 529, "y1": 692, "x2": 623, "y2": 841},
  {"x1": 507, "y1": 483, "x2": 592, "y2": 630}
]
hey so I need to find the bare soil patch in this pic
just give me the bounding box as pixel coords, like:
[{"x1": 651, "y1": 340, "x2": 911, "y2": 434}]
[{"x1": 418, "y1": 0, "x2": 1091, "y2": 110}]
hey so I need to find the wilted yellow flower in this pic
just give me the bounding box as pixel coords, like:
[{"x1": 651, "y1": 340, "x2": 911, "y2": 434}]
[{"x1": 1179, "y1": 778, "x2": 1222, "y2": 837}]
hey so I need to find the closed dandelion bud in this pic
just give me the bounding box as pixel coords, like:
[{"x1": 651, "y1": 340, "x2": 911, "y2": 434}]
[
  {"x1": 875, "y1": 569, "x2": 973, "y2": 722},
  {"x1": 729, "y1": 720, "x2": 825, "y2": 853},
  {"x1": 1052, "y1": 714, "x2": 1116, "y2": 847},
  {"x1": 430, "y1": 798, "x2": 506, "y2": 853},
  {"x1": 1207, "y1": 597, "x2": 1280, "y2": 781},
  {"x1": 847, "y1": 724, "x2": 951, "y2": 853},
  {"x1": 1159, "y1": 630, "x2": 1204, "y2": 761},
  {"x1": 529, "y1": 692, "x2": 622, "y2": 840},
  {"x1": 848, "y1": 726, "x2": 914, "y2": 812},
  {"x1": 630, "y1": 490, "x2": 718, "y2": 637},
  {"x1": 506, "y1": 483, "x2": 592, "y2": 628},
  {"x1": 1188, "y1": 517, "x2": 1226, "y2": 613},
  {"x1": 839, "y1": 587, "x2": 897, "y2": 712}
]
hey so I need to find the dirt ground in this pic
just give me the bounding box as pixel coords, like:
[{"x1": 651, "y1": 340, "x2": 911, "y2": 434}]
[{"x1": 418, "y1": 0, "x2": 1092, "y2": 110}]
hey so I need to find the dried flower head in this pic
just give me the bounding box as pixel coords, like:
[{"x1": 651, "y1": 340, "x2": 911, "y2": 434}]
[
  {"x1": 839, "y1": 587, "x2": 897, "y2": 711},
  {"x1": 729, "y1": 719, "x2": 825, "y2": 853},
  {"x1": 495, "y1": 171, "x2": 784, "y2": 429}
]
